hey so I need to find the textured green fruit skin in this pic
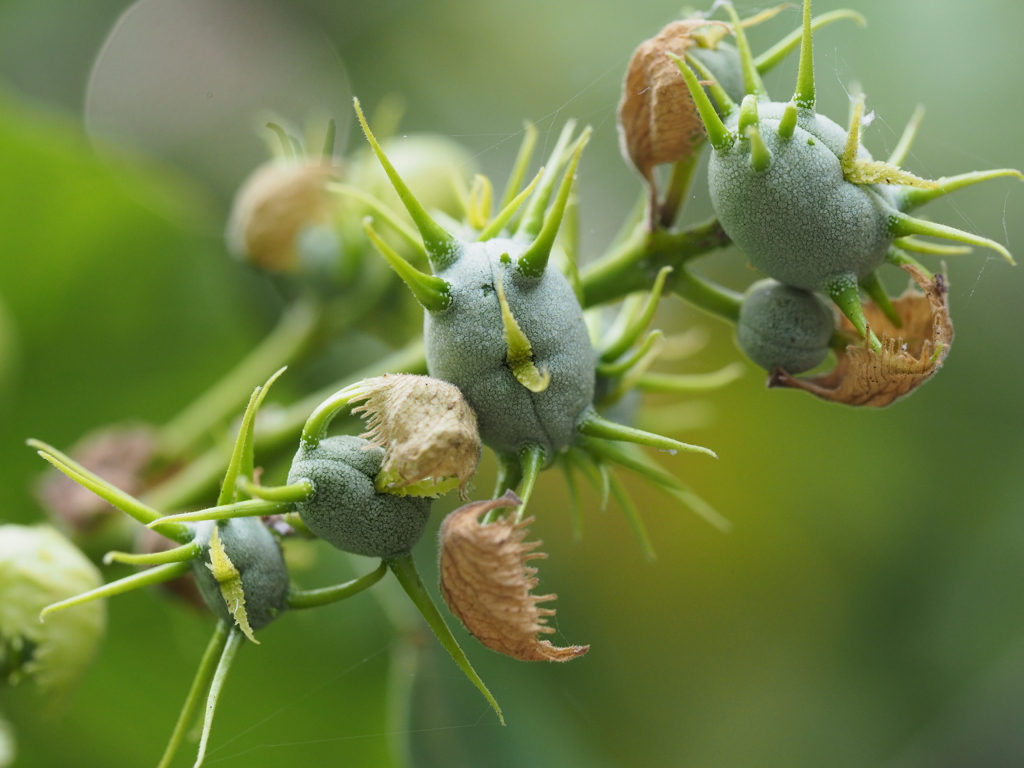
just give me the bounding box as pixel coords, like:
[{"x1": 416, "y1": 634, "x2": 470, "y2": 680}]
[
  {"x1": 736, "y1": 279, "x2": 835, "y2": 373},
  {"x1": 424, "y1": 238, "x2": 596, "y2": 457},
  {"x1": 689, "y1": 43, "x2": 745, "y2": 108},
  {"x1": 710, "y1": 103, "x2": 898, "y2": 291},
  {"x1": 287, "y1": 435, "x2": 431, "y2": 557},
  {"x1": 190, "y1": 518, "x2": 289, "y2": 631}
]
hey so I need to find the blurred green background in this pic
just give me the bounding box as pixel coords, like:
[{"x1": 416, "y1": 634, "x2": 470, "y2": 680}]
[{"x1": 2, "y1": 0, "x2": 1024, "y2": 766}]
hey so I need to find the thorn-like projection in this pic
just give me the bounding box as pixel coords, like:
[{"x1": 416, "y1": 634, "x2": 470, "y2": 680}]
[
  {"x1": 607, "y1": 469, "x2": 656, "y2": 562},
  {"x1": 265, "y1": 122, "x2": 295, "y2": 160},
  {"x1": 516, "y1": 120, "x2": 578, "y2": 238},
  {"x1": 600, "y1": 266, "x2": 672, "y2": 362},
  {"x1": 500, "y1": 121, "x2": 539, "y2": 210},
  {"x1": 387, "y1": 552, "x2": 504, "y2": 725},
  {"x1": 496, "y1": 276, "x2": 550, "y2": 393},
  {"x1": 600, "y1": 332, "x2": 666, "y2": 405},
  {"x1": 557, "y1": 456, "x2": 584, "y2": 541},
  {"x1": 145, "y1": 498, "x2": 290, "y2": 527},
  {"x1": 515, "y1": 444, "x2": 546, "y2": 522},
  {"x1": 29, "y1": 439, "x2": 190, "y2": 543},
  {"x1": 894, "y1": 237, "x2": 971, "y2": 256},
  {"x1": 746, "y1": 125, "x2": 771, "y2": 173},
  {"x1": 824, "y1": 275, "x2": 881, "y2": 351},
  {"x1": 320, "y1": 117, "x2": 336, "y2": 164},
  {"x1": 156, "y1": 622, "x2": 230, "y2": 768},
  {"x1": 584, "y1": 438, "x2": 732, "y2": 532},
  {"x1": 219, "y1": 367, "x2": 286, "y2": 506},
  {"x1": 887, "y1": 104, "x2": 925, "y2": 167},
  {"x1": 577, "y1": 408, "x2": 717, "y2": 458},
  {"x1": 363, "y1": 218, "x2": 453, "y2": 312},
  {"x1": 468, "y1": 174, "x2": 493, "y2": 230},
  {"x1": 859, "y1": 270, "x2": 902, "y2": 328},
  {"x1": 237, "y1": 477, "x2": 314, "y2": 503},
  {"x1": 478, "y1": 167, "x2": 544, "y2": 241},
  {"x1": 793, "y1": 0, "x2": 816, "y2": 110},
  {"x1": 897, "y1": 168, "x2": 1024, "y2": 211},
  {"x1": 737, "y1": 94, "x2": 759, "y2": 135},
  {"x1": 635, "y1": 362, "x2": 746, "y2": 393},
  {"x1": 684, "y1": 52, "x2": 737, "y2": 117},
  {"x1": 842, "y1": 96, "x2": 935, "y2": 188},
  {"x1": 885, "y1": 246, "x2": 934, "y2": 281},
  {"x1": 40, "y1": 561, "x2": 192, "y2": 620},
  {"x1": 330, "y1": 183, "x2": 426, "y2": 259},
  {"x1": 778, "y1": 103, "x2": 798, "y2": 139},
  {"x1": 754, "y1": 9, "x2": 867, "y2": 74},
  {"x1": 889, "y1": 213, "x2": 1015, "y2": 264},
  {"x1": 353, "y1": 97, "x2": 459, "y2": 270},
  {"x1": 667, "y1": 52, "x2": 733, "y2": 152},
  {"x1": 103, "y1": 541, "x2": 202, "y2": 567},
  {"x1": 517, "y1": 129, "x2": 591, "y2": 278},
  {"x1": 194, "y1": 626, "x2": 245, "y2": 768},
  {"x1": 725, "y1": 4, "x2": 768, "y2": 98},
  {"x1": 597, "y1": 329, "x2": 665, "y2": 377}
]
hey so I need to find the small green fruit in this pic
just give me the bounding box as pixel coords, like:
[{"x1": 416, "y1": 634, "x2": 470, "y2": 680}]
[
  {"x1": 736, "y1": 280, "x2": 834, "y2": 373},
  {"x1": 287, "y1": 435, "x2": 432, "y2": 558},
  {"x1": 190, "y1": 519, "x2": 289, "y2": 633}
]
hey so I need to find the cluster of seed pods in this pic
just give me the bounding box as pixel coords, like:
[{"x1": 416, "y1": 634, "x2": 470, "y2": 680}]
[
  {"x1": 671, "y1": 0, "x2": 1019, "y2": 374},
  {"x1": 32, "y1": 371, "x2": 505, "y2": 767}
]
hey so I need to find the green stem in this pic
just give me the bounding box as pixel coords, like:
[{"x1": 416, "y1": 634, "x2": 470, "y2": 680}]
[
  {"x1": 157, "y1": 297, "x2": 322, "y2": 459},
  {"x1": 672, "y1": 267, "x2": 743, "y2": 324},
  {"x1": 103, "y1": 541, "x2": 201, "y2": 566},
  {"x1": 141, "y1": 340, "x2": 426, "y2": 512},
  {"x1": 40, "y1": 561, "x2": 192, "y2": 619},
  {"x1": 237, "y1": 478, "x2": 314, "y2": 503},
  {"x1": 287, "y1": 560, "x2": 388, "y2": 609},
  {"x1": 195, "y1": 627, "x2": 245, "y2": 768},
  {"x1": 580, "y1": 219, "x2": 730, "y2": 308},
  {"x1": 386, "y1": 553, "x2": 504, "y2": 725},
  {"x1": 147, "y1": 499, "x2": 290, "y2": 527},
  {"x1": 156, "y1": 621, "x2": 230, "y2": 768}
]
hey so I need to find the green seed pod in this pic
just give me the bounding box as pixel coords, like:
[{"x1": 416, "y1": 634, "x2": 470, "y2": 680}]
[
  {"x1": 0, "y1": 525, "x2": 105, "y2": 698},
  {"x1": 287, "y1": 435, "x2": 432, "y2": 558},
  {"x1": 424, "y1": 237, "x2": 595, "y2": 457},
  {"x1": 189, "y1": 519, "x2": 289, "y2": 635},
  {"x1": 736, "y1": 279, "x2": 834, "y2": 373},
  {"x1": 672, "y1": 0, "x2": 1018, "y2": 351}
]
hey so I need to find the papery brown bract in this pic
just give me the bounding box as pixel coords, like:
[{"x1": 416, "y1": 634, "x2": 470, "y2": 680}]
[
  {"x1": 439, "y1": 492, "x2": 589, "y2": 662},
  {"x1": 769, "y1": 264, "x2": 953, "y2": 406}
]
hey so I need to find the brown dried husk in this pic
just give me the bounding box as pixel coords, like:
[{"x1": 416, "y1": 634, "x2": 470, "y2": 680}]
[
  {"x1": 36, "y1": 425, "x2": 156, "y2": 534},
  {"x1": 769, "y1": 265, "x2": 953, "y2": 406},
  {"x1": 618, "y1": 21, "x2": 723, "y2": 209},
  {"x1": 226, "y1": 162, "x2": 337, "y2": 272},
  {"x1": 351, "y1": 374, "x2": 481, "y2": 498},
  {"x1": 439, "y1": 492, "x2": 589, "y2": 663}
]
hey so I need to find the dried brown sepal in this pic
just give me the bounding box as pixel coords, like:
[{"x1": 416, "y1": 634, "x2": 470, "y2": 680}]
[
  {"x1": 350, "y1": 374, "x2": 481, "y2": 499},
  {"x1": 36, "y1": 425, "x2": 156, "y2": 534},
  {"x1": 769, "y1": 265, "x2": 953, "y2": 406},
  {"x1": 439, "y1": 491, "x2": 589, "y2": 663},
  {"x1": 225, "y1": 161, "x2": 338, "y2": 272},
  {"x1": 618, "y1": 20, "x2": 724, "y2": 223}
]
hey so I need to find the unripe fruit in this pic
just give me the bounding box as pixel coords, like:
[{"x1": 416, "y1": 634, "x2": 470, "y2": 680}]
[
  {"x1": 190, "y1": 519, "x2": 289, "y2": 632},
  {"x1": 287, "y1": 435, "x2": 431, "y2": 558},
  {"x1": 424, "y1": 237, "x2": 595, "y2": 457},
  {"x1": 736, "y1": 279, "x2": 834, "y2": 373}
]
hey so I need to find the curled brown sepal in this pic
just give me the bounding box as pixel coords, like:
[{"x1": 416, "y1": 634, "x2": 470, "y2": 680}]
[
  {"x1": 351, "y1": 374, "x2": 481, "y2": 499},
  {"x1": 769, "y1": 265, "x2": 953, "y2": 407},
  {"x1": 618, "y1": 20, "x2": 723, "y2": 224},
  {"x1": 439, "y1": 491, "x2": 590, "y2": 663}
]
